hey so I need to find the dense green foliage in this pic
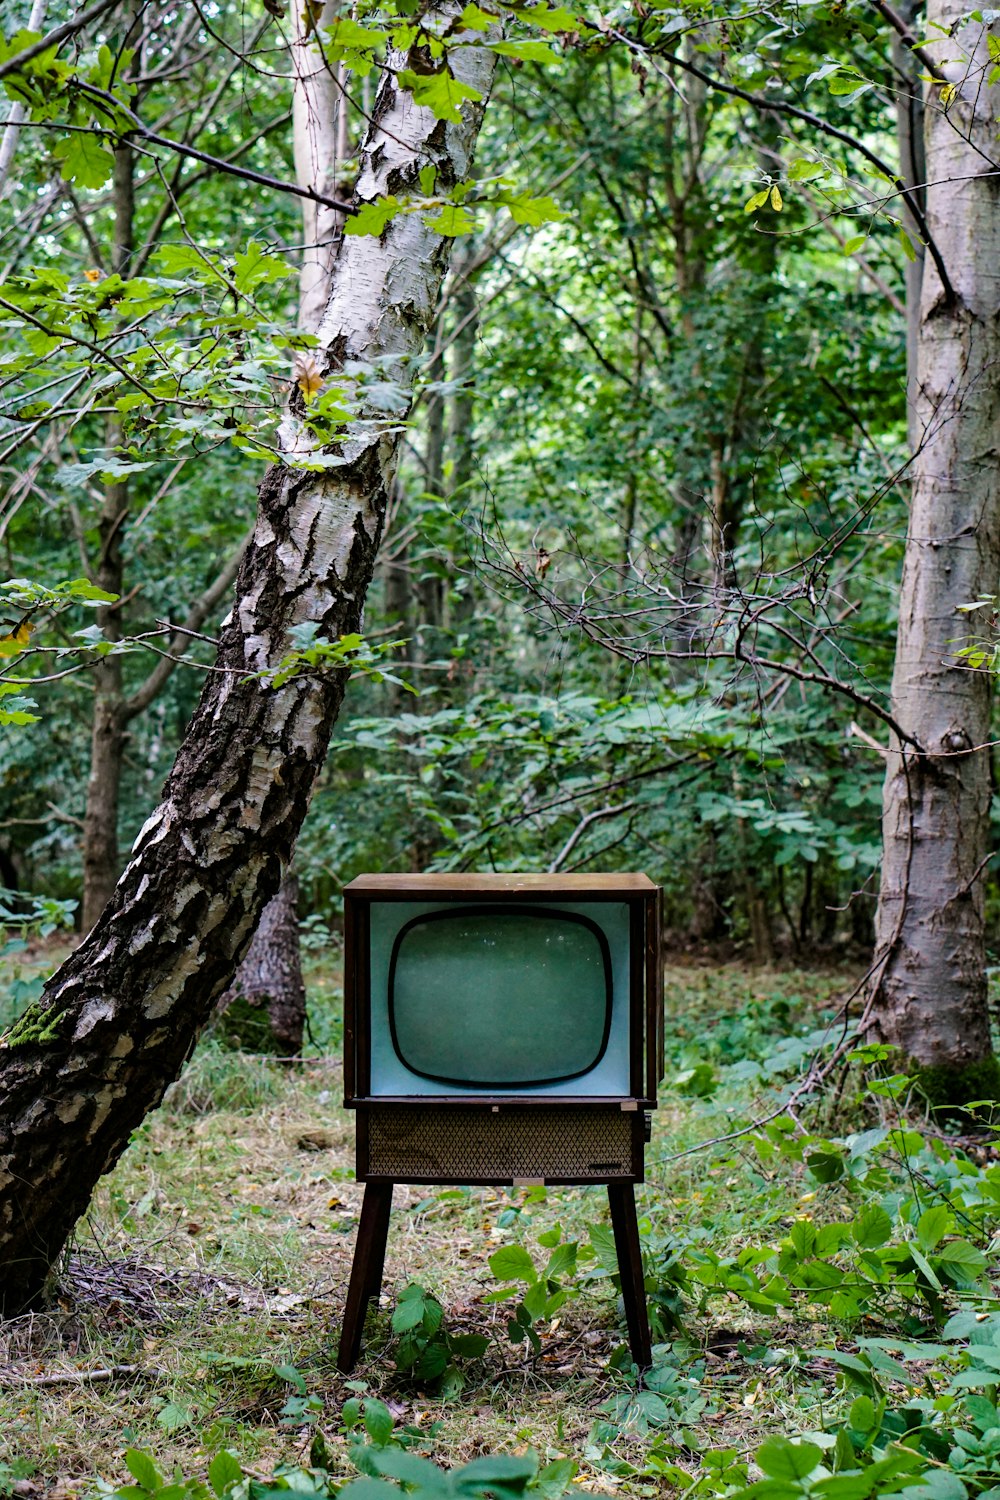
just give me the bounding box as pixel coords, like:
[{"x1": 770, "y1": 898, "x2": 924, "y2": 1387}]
[{"x1": 0, "y1": 0, "x2": 938, "y2": 956}]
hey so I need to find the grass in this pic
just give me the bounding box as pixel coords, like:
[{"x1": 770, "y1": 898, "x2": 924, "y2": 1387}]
[{"x1": 0, "y1": 957, "x2": 861, "y2": 1492}]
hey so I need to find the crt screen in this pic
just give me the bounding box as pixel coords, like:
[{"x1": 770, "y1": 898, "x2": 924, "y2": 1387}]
[{"x1": 388, "y1": 906, "x2": 612, "y2": 1087}]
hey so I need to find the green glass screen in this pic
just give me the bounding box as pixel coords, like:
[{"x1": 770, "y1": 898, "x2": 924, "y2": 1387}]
[{"x1": 388, "y1": 907, "x2": 612, "y2": 1088}]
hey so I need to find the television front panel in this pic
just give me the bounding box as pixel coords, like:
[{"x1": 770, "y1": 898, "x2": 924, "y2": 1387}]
[{"x1": 344, "y1": 874, "x2": 662, "y2": 1108}]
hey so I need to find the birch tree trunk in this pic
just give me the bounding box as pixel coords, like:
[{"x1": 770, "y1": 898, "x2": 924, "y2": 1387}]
[
  {"x1": 220, "y1": 1, "x2": 352, "y2": 1045},
  {"x1": 0, "y1": 13, "x2": 497, "y2": 1313},
  {"x1": 292, "y1": 0, "x2": 347, "y2": 337},
  {"x1": 870, "y1": 10, "x2": 1000, "y2": 1100}
]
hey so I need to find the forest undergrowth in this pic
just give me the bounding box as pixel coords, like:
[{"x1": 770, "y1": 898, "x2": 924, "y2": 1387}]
[{"x1": 4, "y1": 954, "x2": 1000, "y2": 1500}]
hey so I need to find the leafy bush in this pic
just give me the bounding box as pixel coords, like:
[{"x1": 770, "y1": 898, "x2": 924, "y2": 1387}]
[
  {"x1": 390, "y1": 1283, "x2": 488, "y2": 1392},
  {"x1": 98, "y1": 1396, "x2": 597, "y2": 1499}
]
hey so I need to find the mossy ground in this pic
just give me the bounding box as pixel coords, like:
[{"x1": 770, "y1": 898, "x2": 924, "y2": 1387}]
[{"x1": 0, "y1": 958, "x2": 861, "y2": 1493}]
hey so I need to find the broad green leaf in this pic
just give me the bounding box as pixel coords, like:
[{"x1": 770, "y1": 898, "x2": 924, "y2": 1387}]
[
  {"x1": 124, "y1": 1451, "x2": 162, "y2": 1491},
  {"x1": 756, "y1": 1438, "x2": 824, "y2": 1481},
  {"x1": 460, "y1": 2, "x2": 499, "y2": 26},
  {"x1": 517, "y1": 4, "x2": 585, "y2": 31},
  {"x1": 208, "y1": 1451, "x2": 243, "y2": 1497},
  {"x1": 853, "y1": 1204, "x2": 892, "y2": 1248},
  {"x1": 345, "y1": 198, "x2": 403, "y2": 237},
  {"x1": 490, "y1": 37, "x2": 560, "y2": 62},
  {"x1": 156, "y1": 1401, "x2": 193, "y2": 1430},
  {"x1": 499, "y1": 191, "x2": 567, "y2": 226},
  {"x1": 522, "y1": 1280, "x2": 549, "y2": 1319},
  {"x1": 489, "y1": 1244, "x2": 537, "y2": 1282},
  {"x1": 916, "y1": 1204, "x2": 950, "y2": 1252},
  {"x1": 936, "y1": 1239, "x2": 987, "y2": 1278},
  {"x1": 457, "y1": 1452, "x2": 539, "y2": 1485},
  {"x1": 397, "y1": 67, "x2": 483, "y2": 122},
  {"x1": 423, "y1": 204, "x2": 477, "y2": 236},
  {"x1": 53, "y1": 133, "x2": 114, "y2": 189},
  {"x1": 323, "y1": 16, "x2": 388, "y2": 49},
  {"x1": 362, "y1": 1397, "x2": 394, "y2": 1445},
  {"x1": 234, "y1": 241, "x2": 292, "y2": 295},
  {"x1": 744, "y1": 189, "x2": 769, "y2": 213},
  {"x1": 788, "y1": 158, "x2": 826, "y2": 181}
]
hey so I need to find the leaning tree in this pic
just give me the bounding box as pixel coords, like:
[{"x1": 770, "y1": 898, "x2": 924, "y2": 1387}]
[{"x1": 0, "y1": 0, "x2": 497, "y2": 1313}]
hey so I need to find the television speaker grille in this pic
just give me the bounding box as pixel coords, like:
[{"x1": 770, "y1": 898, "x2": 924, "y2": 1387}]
[{"x1": 360, "y1": 1104, "x2": 641, "y2": 1184}]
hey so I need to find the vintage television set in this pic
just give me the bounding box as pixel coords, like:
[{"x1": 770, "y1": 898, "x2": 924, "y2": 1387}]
[{"x1": 337, "y1": 873, "x2": 664, "y2": 1372}]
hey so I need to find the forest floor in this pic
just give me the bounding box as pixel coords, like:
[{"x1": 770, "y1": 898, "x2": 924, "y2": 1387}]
[{"x1": 2, "y1": 953, "x2": 972, "y2": 1498}]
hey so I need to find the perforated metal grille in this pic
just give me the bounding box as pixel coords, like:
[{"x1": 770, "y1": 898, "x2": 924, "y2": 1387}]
[{"x1": 362, "y1": 1105, "x2": 637, "y2": 1183}]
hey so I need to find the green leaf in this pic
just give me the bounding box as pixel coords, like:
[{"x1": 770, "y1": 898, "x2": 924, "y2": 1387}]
[
  {"x1": 849, "y1": 1395, "x2": 876, "y2": 1432},
  {"x1": 788, "y1": 1219, "x2": 816, "y2": 1259},
  {"x1": 459, "y1": 3, "x2": 498, "y2": 27},
  {"x1": 345, "y1": 198, "x2": 403, "y2": 238},
  {"x1": 518, "y1": 4, "x2": 585, "y2": 31},
  {"x1": 274, "y1": 1362, "x2": 307, "y2": 1394},
  {"x1": 756, "y1": 1439, "x2": 824, "y2": 1481},
  {"x1": 489, "y1": 1244, "x2": 537, "y2": 1282},
  {"x1": 156, "y1": 1401, "x2": 193, "y2": 1430},
  {"x1": 208, "y1": 1451, "x2": 243, "y2": 1497},
  {"x1": 397, "y1": 68, "x2": 483, "y2": 123},
  {"x1": 449, "y1": 1332, "x2": 489, "y2": 1357},
  {"x1": 124, "y1": 1451, "x2": 162, "y2": 1491},
  {"x1": 323, "y1": 16, "x2": 388, "y2": 50},
  {"x1": 916, "y1": 1204, "x2": 951, "y2": 1253},
  {"x1": 53, "y1": 133, "x2": 115, "y2": 189},
  {"x1": 806, "y1": 1148, "x2": 844, "y2": 1182},
  {"x1": 457, "y1": 1453, "x2": 539, "y2": 1486},
  {"x1": 423, "y1": 204, "x2": 477, "y2": 237},
  {"x1": 339, "y1": 1482, "x2": 410, "y2": 1500},
  {"x1": 936, "y1": 1239, "x2": 987, "y2": 1278},
  {"x1": 788, "y1": 158, "x2": 826, "y2": 182},
  {"x1": 369, "y1": 1450, "x2": 444, "y2": 1487},
  {"x1": 853, "y1": 1205, "x2": 892, "y2": 1248},
  {"x1": 362, "y1": 1397, "x2": 394, "y2": 1445},
  {"x1": 498, "y1": 191, "x2": 567, "y2": 227},
  {"x1": 909, "y1": 1244, "x2": 942, "y2": 1290},
  {"x1": 744, "y1": 189, "x2": 769, "y2": 213},
  {"x1": 522, "y1": 1280, "x2": 549, "y2": 1319},
  {"x1": 233, "y1": 241, "x2": 292, "y2": 295},
  {"x1": 490, "y1": 38, "x2": 560, "y2": 62},
  {"x1": 543, "y1": 1241, "x2": 577, "y2": 1280},
  {"x1": 899, "y1": 226, "x2": 918, "y2": 261},
  {"x1": 842, "y1": 234, "x2": 867, "y2": 255}
]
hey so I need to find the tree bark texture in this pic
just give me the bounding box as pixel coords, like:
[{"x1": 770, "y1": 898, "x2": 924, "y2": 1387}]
[
  {"x1": 292, "y1": 0, "x2": 347, "y2": 336},
  {"x1": 222, "y1": 7, "x2": 351, "y2": 1047},
  {"x1": 215, "y1": 874, "x2": 306, "y2": 1054},
  {"x1": 871, "y1": 12, "x2": 1000, "y2": 1095},
  {"x1": 81, "y1": 126, "x2": 134, "y2": 933},
  {"x1": 0, "y1": 14, "x2": 497, "y2": 1313},
  {"x1": 892, "y1": 0, "x2": 927, "y2": 449}
]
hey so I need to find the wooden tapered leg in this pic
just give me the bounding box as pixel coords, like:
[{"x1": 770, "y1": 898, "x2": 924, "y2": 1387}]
[
  {"x1": 608, "y1": 1181, "x2": 652, "y2": 1371},
  {"x1": 337, "y1": 1181, "x2": 393, "y2": 1373}
]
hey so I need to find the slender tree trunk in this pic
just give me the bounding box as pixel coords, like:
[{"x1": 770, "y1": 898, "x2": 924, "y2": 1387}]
[
  {"x1": 892, "y1": 0, "x2": 926, "y2": 449},
  {"x1": 870, "y1": 8, "x2": 1000, "y2": 1100},
  {"x1": 415, "y1": 346, "x2": 447, "y2": 660},
  {"x1": 292, "y1": 0, "x2": 345, "y2": 336},
  {"x1": 0, "y1": 13, "x2": 497, "y2": 1313},
  {"x1": 81, "y1": 132, "x2": 134, "y2": 932},
  {"x1": 215, "y1": 874, "x2": 306, "y2": 1053}
]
